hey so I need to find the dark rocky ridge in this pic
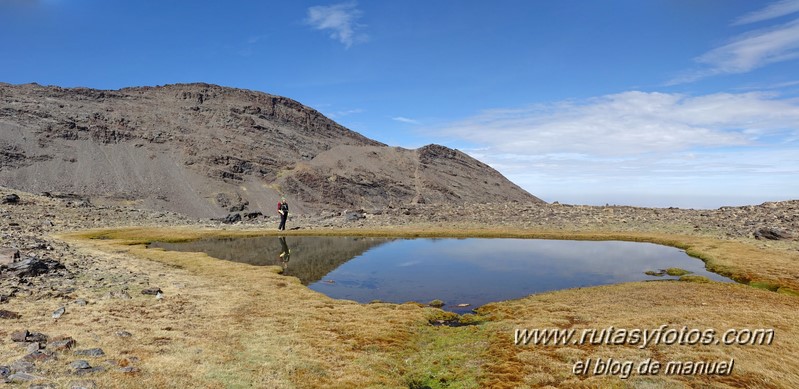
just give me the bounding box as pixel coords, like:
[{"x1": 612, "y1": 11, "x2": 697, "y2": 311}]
[{"x1": 0, "y1": 82, "x2": 542, "y2": 218}]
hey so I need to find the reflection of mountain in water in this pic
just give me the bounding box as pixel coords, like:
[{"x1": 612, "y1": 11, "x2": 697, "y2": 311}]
[{"x1": 150, "y1": 236, "x2": 393, "y2": 284}]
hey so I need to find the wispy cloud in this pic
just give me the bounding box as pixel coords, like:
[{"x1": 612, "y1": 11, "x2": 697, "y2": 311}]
[
  {"x1": 325, "y1": 108, "x2": 364, "y2": 119},
  {"x1": 733, "y1": 0, "x2": 799, "y2": 25},
  {"x1": 392, "y1": 116, "x2": 420, "y2": 125},
  {"x1": 435, "y1": 91, "x2": 799, "y2": 156},
  {"x1": 669, "y1": 1, "x2": 799, "y2": 84},
  {"x1": 670, "y1": 18, "x2": 799, "y2": 84},
  {"x1": 306, "y1": 2, "x2": 367, "y2": 48},
  {"x1": 431, "y1": 90, "x2": 799, "y2": 206}
]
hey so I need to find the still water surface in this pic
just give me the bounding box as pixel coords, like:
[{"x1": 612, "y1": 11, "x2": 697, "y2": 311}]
[{"x1": 150, "y1": 236, "x2": 733, "y2": 312}]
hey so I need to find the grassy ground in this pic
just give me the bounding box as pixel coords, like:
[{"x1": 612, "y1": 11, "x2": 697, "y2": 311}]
[{"x1": 8, "y1": 226, "x2": 794, "y2": 388}]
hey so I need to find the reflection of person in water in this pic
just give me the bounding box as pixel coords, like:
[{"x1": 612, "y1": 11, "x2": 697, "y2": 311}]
[{"x1": 278, "y1": 236, "x2": 291, "y2": 269}]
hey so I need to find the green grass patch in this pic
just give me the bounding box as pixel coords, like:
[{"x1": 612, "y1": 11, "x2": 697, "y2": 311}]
[
  {"x1": 665, "y1": 267, "x2": 692, "y2": 276},
  {"x1": 750, "y1": 281, "x2": 780, "y2": 292},
  {"x1": 400, "y1": 325, "x2": 486, "y2": 389}
]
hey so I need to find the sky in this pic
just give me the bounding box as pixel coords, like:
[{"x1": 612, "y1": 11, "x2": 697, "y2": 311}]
[{"x1": 1, "y1": 0, "x2": 798, "y2": 208}]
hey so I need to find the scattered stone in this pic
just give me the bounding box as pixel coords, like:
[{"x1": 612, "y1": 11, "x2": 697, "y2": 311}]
[
  {"x1": 74, "y1": 348, "x2": 105, "y2": 357},
  {"x1": 27, "y1": 332, "x2": 49, "y2": 343},
  {"x1": 0, "y1": 247, "x2": 20, "y2": 265},
  {"x1": 7, "y1": 372, "x2": 42, "y2": 383},
  {"x1": 2, "y1": 194, "x2": 20, "y2": 204},
  {"x1": 29, "y1": 384, "x2": 57, "y2": 389},
  {"x1": 70, "y1": 360, "x2": 91, "y2": 370},
  {"x1": 155, "y1": 291, "x2": 164, "y2": 300},
  {"x1": 74, "y1": 366, "x2": 105, "y2": 376},
  {"x1": 52, "y1": 306, "x2": 66, "y2": 319},
  {"x1": 10, "y1": 330, "x2": 28, "y2": 342},
  {"x1": 118, "y1": 366, "x2": 140, "y2": 374},
  {"x1": 49, "y1": 337, "x2": 77, "y2": 351},
  {"x1": 0, "y1": 309, "x2": 21, "y2": 319},
  {"x1": 244, "y1": 211, "x2": 262, "y2": 220},
  {"x1": 73, "y1": 299, "x2": 88, "y2": 306},
  {"x1": 222, "y1": 213, "x2": 241, "y2": 224},
  {"x1": 10, "y1": 359, "x2": 35, "y2": 373},
  {"x1": 0, "y1": 365, "x2": 9, "y2": 378},
  {"x1": 141, "y1": 287, "x2": 162, "y2": 295},
  {"x1": 68, "y1": 379, "x2": 97, "y2": 389},
  {"x1": 103, "y1": 290, "x2": 131, "y2": 300},
  {"x1": 26, "y1": 342, "x2": 42, "y2": 353},
  {"x1": 345, "y1": 211, "x2": 364, "y2": 221},
  {"x1": 22, "y1": 350, "x2": 56, "y2": 363},
  {"x1": 754, "y1": 227, "x2": 793, "y2": 240},
  {"x1": 3, "y1": 257, "x2": 65, "y2": 278},
  {"x1": 115, "y1": 330, "x2": 132, "y2": 338}
]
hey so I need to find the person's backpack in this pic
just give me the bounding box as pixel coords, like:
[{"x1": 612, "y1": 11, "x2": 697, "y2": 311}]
[{"x1": 280, "y1": 202, "x2": 289, "y2": 213}]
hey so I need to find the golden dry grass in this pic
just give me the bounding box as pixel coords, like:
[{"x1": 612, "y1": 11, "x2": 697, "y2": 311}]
[{"x1": 4, "y1": 226, "x2": 791, "y2": 388}]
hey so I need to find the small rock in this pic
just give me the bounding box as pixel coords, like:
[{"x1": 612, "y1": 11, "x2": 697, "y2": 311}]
[
  {"x1": 118, "y1": 366, "x2": 140, "y2": 374},
  {"x1": 68, "y1": 380, "x2": 97, "y2": 389},
  {"x1": 52, "y1": 306, "x2": 66, "y2": 319},
  {"x1": 26, "y1": 342, "x2": 41, "y2": 353},
  {"x1": 10, "y1": 330, "x2": 30, "y2": 342},
  {"x1": 10, "y1": 359, "x2": 35, "y2": 373},
  {"x1": 29, "y1": 384, "x2": 57, "y2": 389},
  {"x1": 49, "y1": 337, "x2": 77, "y2": 351},
  {"x1": 103, "y1": 290, "x2": 131, "y2": 300},
  {"x1": 0, "y1": 365, "x2": 9, "y2": 377},
  {"x1": 0, "y1": 309, "x2": 21, "y2": 319},
  {"x1": 140, "y1": 287, "x2": 162, "y2": 295},
  {"x1": 345, "y1": 211, "x2": 365, "y2": 221},
  {"x1": 27, "y1": 332, "x2": 49, "y2": 343},
  {"x1": 74, "y1": 366, "x2": 105, "y2": 376},
  {"x1": 2, "y1": 194, "x2": 20, "y2": 204},
  {"x1": 7, "y1": 372, "x2": 42, "y2": 382},
  {"x1": 70, "y1": 360, "x2": 91, "y2": 370},
  {"x1": 0, "y1": 247, "x2": 20, "y2": 266},
  {"x1": 22, "y1": 350, "x2": 56, "y2": 363},
  {"x1": 115, "y1": 331, "x2": 132, "y2": 338},
  {"x1": 73, "y1": 299, "x2": 88, "y2": 306},
  {"x1": 222, "y1": 213, "x2": 241, "y2": 224},
  {"x1": 155, "y1": 291, "x2": 163, "y2": 300},
  {"x1": 74, "y1": 348, "x2": 104, "y2": 357}
]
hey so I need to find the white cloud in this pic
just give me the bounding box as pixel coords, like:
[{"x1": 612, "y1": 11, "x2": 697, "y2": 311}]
[
  {"x1": 430, "y1": 91, "x2": 799, "y2": 207},
  {"x1": 696, "y1": 18, "x2": 799, "y2": 75},
  {"x1": 733, "y1": 0, "x2": 799, "y2": 25},
  {"x1": 306, "y1": 2, "x2": 367, "y2": 48},
  {"x1": 670, "y1": 3, "x2": 799, "y2": 84},
  {"x1": 392, "y1": 116, "x2": 420, "y2": 125},
  {"x1": 435, "y1": 91, "x2": 799, "y2": 157}
]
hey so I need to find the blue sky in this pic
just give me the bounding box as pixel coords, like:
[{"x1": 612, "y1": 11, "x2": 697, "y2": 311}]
[{"x1": 2, "y1": 0, "x2": 798, "y2": 208}]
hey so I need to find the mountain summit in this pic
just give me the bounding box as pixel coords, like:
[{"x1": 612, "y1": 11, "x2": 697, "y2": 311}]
[{"x1": 0, "y1": 82, "x2": 543, "y2": 217}]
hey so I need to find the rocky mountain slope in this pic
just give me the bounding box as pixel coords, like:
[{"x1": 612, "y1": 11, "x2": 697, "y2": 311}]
[{"x1": 0, "y1": 82, "x2": 542, "y2": 218}]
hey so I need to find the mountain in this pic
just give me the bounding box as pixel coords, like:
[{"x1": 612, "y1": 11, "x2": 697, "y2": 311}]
[{"x1": 0, "y1": 82, "x2": 543, "y2": 218}]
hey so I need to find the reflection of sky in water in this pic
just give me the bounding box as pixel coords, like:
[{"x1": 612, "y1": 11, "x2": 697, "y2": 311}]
[{"x1": 308, "y1": 239, "x2": 733, "y2": 312}]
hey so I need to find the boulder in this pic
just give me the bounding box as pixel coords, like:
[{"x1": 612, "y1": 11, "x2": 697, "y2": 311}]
[
  {"x1": 141, "y1": 287, "x2": 162, "y2": 295},
  {"x1": 2, "y1": 194, "x2": 20, "y2": 204},
  {"x1": 754, "y1": 227, "x2": 793, "y2": 240},
  {"x1": 2, "y1": 257, "x2": 65, "y2": 278},
  {"x1": 222, "y1": 213, "x2": 241, "y2": 224}
]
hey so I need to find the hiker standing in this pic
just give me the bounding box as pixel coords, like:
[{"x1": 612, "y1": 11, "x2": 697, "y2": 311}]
[{"x1": 277, "y1": 197, "x2": 289, "y2": 230}]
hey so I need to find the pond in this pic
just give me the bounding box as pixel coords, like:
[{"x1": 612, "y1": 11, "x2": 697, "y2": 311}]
[{"x1": 150, "y1": 236, "x2": 733, "y2": 313}]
